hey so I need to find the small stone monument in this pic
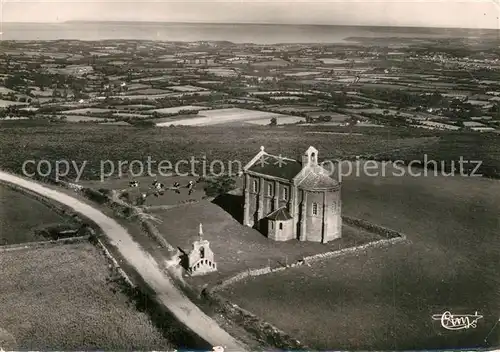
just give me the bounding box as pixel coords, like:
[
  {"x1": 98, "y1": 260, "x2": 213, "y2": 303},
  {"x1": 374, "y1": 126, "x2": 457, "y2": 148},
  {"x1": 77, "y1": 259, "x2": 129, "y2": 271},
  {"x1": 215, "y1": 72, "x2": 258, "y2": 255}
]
[{"x1": 187, "y1": 223, "x2": 217, "y2": 276}]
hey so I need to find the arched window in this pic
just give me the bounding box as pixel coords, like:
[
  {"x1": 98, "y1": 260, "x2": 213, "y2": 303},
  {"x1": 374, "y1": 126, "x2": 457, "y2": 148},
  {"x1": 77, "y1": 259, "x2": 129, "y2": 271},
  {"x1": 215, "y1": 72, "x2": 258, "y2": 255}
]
[
  {"x1": 200, "y1": 247, "x2": 205, "y2": 259},
  {"x1": 312, "y1": 202, "x2": 318, "y2": 216},
  {"x1": 311, "y1": 153, "x2": 316, "y2": 163},
  {"x1": 252, "y1": 180, "x2": 258, "y2": 193},
  {"x1": 279, "y1": 223, "x2": 283, "y2": 230},
  {"x1": 267, "y1": 183, "x2": 273, "y2": 196}
]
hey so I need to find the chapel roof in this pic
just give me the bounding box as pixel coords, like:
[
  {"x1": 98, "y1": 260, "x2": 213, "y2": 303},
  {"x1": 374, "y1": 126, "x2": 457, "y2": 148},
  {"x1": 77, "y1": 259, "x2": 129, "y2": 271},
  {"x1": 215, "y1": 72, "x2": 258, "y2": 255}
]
[
  {"x1": 266, "y1": 207, "x2": 293, "y2": 221},
  {"x1": 295, "y1": 170, "x2": 340, "y2": 190},
  {"x1": 247, "y1": 153, "x2": 303, "y2": 181}
]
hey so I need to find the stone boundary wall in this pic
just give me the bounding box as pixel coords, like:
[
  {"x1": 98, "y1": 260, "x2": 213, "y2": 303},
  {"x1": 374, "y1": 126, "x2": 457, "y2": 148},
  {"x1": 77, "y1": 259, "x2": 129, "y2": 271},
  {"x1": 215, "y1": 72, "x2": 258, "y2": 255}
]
[
  {"x1": 211, "y1": 267, "x2": 274, "y2": 292},
  {"x1": 342, "y1": 215, "x2": 403, "y2": 239},
  {"x1": 302, "y1": 235, "x2": 406, "y2": 264},
  {"x1": 140, "y1": 198, "x2": 211, "y2": 212},
  {"x1": 95, "y1": 238, "x2": 135, "y2": 287},
  {"x1": 140, "y1": 219, "x2": 176, "y2": 252},
  {"x1": 0, "y1": 235, "x2": 90, "y2": 253}
]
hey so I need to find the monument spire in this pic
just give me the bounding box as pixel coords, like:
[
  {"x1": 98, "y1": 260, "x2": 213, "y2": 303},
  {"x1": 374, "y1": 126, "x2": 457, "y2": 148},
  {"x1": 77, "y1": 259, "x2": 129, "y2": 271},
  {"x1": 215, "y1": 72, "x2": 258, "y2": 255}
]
[{"x1": 199, "y1": 223, "x2": 203, "y2": 240}]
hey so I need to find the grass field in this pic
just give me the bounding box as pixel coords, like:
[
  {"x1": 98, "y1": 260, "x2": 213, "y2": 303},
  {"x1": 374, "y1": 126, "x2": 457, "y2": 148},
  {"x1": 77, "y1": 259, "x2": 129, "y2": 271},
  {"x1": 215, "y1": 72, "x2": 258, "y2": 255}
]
[
  {"x1": 166, "y1": 85, "x2": 208, "y2": 92},
  {"x1": 2, "y1": 122, "x2": 498, "y2": 181},
  {"x1": 0, "y1": 242, "x2": 174, "y2": 350},
  {"x1": 131, "y1": 88, "x2": 171, "y2": 95},
  {"x1": 164, "y1": 108, "x2": 298, "y2": 126},
  {"x1": 63, "y1": 115, "x2": 112, "y2": 122},
  {"x1": 221, "y1": 165, "x2": 500, "y2": 350},
  {"x1": 59, "y1": 108, "x2": 112, "y2": 115},
  {"x1": 150, "y1": 105, "x2": 209, "y2": 115},
  {"x1": 0, "y1": 185, "x2": 73, "y2": 244},
  {"x1": 0, "y1": 99, "x2": 26, "y2": 107},
  {"x1": 245, "y1": 116, "x2": 304, "y2": 125}
]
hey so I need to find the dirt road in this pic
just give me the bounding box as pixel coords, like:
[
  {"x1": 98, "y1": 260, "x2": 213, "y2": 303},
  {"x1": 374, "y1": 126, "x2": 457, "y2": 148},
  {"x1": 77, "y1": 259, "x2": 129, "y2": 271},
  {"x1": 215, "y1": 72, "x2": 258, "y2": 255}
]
[{"x1": 0, "y1": 171, "x2": 248, "y2": 351}]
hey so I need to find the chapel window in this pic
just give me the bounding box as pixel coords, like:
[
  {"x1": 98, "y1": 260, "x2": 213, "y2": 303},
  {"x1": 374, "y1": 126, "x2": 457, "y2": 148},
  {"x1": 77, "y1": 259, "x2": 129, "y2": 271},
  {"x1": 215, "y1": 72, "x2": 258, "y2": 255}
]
[{"x1": 312, "y1": 202, "x2": 318, "y2": 216}]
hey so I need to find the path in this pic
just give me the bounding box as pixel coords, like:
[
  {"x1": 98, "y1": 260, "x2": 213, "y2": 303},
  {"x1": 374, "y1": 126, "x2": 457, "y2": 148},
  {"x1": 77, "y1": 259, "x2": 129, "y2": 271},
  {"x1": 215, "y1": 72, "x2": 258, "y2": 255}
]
[{"x1": 0, "y1": 170, "x2": 248, "y2": 351}]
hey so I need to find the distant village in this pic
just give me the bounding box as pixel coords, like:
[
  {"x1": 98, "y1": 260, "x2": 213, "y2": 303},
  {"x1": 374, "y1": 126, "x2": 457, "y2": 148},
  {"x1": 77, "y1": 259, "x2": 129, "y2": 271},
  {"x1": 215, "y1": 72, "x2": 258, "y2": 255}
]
[{"x1": 0, "y1": 39, "x2": 499, "y2": 133}]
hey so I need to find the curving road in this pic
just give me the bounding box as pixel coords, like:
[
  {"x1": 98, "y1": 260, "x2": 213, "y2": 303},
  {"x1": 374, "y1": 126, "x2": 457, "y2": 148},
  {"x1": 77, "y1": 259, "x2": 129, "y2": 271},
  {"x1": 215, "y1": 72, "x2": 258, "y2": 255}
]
[{"x1": 0, "y1": 171, "x2": 248, "y2": 352}]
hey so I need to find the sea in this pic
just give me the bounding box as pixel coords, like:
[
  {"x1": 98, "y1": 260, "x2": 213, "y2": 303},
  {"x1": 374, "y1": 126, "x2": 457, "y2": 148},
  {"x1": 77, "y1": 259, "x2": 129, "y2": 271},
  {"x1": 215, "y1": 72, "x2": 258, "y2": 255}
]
[{"x1": 0, "y1": 22, "x2": 496, "y2": 44}]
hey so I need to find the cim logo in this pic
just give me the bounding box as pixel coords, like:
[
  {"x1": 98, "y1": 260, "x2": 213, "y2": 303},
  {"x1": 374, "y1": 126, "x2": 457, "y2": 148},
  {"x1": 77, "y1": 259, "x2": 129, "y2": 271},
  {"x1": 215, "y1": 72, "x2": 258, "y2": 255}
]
[{"x1": 432, "y1": 311, "x2": 483, "y2": 330}]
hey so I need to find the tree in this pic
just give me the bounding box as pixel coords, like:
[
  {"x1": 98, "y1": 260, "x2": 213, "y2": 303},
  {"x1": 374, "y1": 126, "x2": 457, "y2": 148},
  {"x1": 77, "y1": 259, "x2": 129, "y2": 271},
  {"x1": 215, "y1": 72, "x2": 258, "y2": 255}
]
[
  {"x1": 203, "y1": 175, "x2": 236, "y2": 197},
  {"x1": 269, "y1": 117, "x2": 277, "y2": 126}
]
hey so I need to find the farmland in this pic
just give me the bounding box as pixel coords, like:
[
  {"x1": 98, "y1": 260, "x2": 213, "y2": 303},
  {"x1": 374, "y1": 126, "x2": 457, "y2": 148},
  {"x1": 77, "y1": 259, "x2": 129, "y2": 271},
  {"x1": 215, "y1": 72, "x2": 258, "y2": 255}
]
[
  {"x1": 158, "y1": 108, "x2": 299, "y2": 126},
  {"x1": 0, "y1": 242, "x2": 175, "y2": 350},
  {"x1": 0, "y1": 185, "x2": 73, "y2": 244},
  {"x1": 166, "y1": 85, "x2": 209, "y2": 92},
  {"x1": 59, "y1": 108, "x2": 112, "y2": 115},
  {"x1": 150, "y1": 105, "x2": 209, "y2": 115},
  {"x1": 245, "y1": 115, "x2": 304, "y2": 125},
  {"x1": 220, "y1": 164, "x2": 500, "y2": 350},
  {"x1": 0, "y1": 99, "x2": 26, "y2": 107},
  {"x1": 63, "y1": 115, "x2": 112, "y2": 122}
]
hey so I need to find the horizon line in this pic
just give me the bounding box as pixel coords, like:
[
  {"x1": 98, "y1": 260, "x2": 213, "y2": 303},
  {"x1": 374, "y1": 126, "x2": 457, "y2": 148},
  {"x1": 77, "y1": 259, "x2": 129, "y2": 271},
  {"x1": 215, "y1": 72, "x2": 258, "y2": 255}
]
[{"x1": 2, "y1": 20, "x2": 499, "y2": 31}]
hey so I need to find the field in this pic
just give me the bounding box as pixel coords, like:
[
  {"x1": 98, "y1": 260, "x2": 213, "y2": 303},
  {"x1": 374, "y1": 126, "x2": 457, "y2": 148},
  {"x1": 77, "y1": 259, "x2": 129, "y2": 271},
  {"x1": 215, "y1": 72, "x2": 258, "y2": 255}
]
[
  {"x1": 150, "y1": 196, "x2": 381, "y2": 286},
  {"x1": 306, "y1": 111, "x2": 350, "y2": 121},
  {"x1": 0, "y1": 242, "x2": 174, "y2": 350},
  {"x1": 119, "y1": 104, "x2": 156, "y2": 109},
  {"x1": 0, "y1": 99, "x2": 26, "y2": 107},
  {"x1": 270, "y1": 105, "x2": 321, "y2": 113},
  {"x1": 0, "y1": 86, "x2": 16, "y2": 94},
  {"x1": 2, "y1": 122, "x2": 498, "y2": 181},
  {"x1": 0, "y1": 185, "x2": 73, "y2": 244},
  {"x1": 166, "y1": 85, "x2": 208, "y2": 92},
  {"x1": 245, "y1": 116, "x2": 305, "y2": 125},
  {"x1": 131, "y1": 75, "x2": 172, "y2": 83},
  {"x1": 269, "y1": 96, "x2": 303, "y2": 100},
  {"x1": 60, "y1": 108, "x2": 112, "y2": 115},
  {"x1": 63, "y1": 115, "x2": 112, "y2": 122},
  {"x1": 204, "y1": 68, "x2": 237, "y2": 77},
  {"x1": 318, "y1": 58, "x2": 350, "y2": 64},
  {"x1": 163, "y1": 108, "x2": 297, "y2": 126},
  {"x1": 150, "y1": 105, "x2": 209, "y2": 115},
  {"x1": 113, "y1": 113, "x2": 146, "y2": 119},
  {"x1": 110, "y1": 93, "x2": 172, "y2": 100},
  {"x1": 221, "y1": 164, "x2": 500, "y2": 350},
  {"x1": 126, "y1": 83, "x2": 152, "y2": 91},
  {"x1": 131, "y1": 88, "x2": 171, "y2": 95},
  {"x1": 283, "y1": 71, "x2": 322, "y2": 77},
  {"x1": 250, "y1": 91, "x2": 313, "y2": 96}
]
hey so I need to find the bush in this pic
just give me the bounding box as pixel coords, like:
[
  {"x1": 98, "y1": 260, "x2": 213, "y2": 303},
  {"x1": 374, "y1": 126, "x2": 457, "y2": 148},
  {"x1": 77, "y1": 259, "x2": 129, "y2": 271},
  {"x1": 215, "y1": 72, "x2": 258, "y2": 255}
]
[
  {"x1": 81, "y1": 188, "x2": 109, "y2": 204},
  {"x1": 203, "y1": 175, "x2": 236, "y2": 197}
]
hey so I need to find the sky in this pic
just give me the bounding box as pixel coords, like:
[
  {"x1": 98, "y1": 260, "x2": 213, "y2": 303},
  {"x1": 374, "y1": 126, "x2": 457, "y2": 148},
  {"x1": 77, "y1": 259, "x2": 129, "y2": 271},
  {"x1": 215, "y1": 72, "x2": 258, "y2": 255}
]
[{"x1": 1, "y1": 0, "x2": 499, "y2": 29}]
